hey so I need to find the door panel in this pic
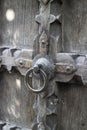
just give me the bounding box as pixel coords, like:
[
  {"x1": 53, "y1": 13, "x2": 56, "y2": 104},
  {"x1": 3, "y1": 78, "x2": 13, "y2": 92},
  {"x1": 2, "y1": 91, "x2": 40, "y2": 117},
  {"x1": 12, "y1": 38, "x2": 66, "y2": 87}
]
[{"x1": 0, "y1": 0, "x2": 87, "y2": 130}]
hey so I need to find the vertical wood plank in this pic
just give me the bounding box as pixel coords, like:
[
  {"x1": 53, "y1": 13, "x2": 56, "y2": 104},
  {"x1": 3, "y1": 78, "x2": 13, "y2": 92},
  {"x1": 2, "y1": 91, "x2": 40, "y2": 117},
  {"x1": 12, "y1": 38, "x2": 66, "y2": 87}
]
[
  {"x1": 63, "y1": 0, "x2": 87, "y2": 53},
  {"x1": 0, "y1": 0, "x2": 38, "y2": 49},
  {"x1": 0, "y1": 0, "x2": 39, "y2": 128}
]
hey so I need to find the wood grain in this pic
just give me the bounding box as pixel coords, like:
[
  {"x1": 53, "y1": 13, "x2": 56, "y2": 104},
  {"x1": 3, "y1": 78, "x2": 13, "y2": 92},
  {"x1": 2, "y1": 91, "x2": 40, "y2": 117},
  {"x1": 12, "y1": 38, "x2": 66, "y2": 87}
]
[
  {"x1": 0, "y1": 0, "x2": 38, "y2": 128},
  {"x1": 63, "y1": 0, "x2": 87, "y2": 54},
  {"x1": 0, "y1": 0, "x2": 38, "y2": 49}
]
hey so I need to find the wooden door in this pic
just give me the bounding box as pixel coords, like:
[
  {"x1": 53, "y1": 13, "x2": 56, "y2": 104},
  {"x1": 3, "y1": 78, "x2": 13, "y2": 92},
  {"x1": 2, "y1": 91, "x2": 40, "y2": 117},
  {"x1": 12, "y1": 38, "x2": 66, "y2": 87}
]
[{"x1": 0, "y1": 0, "x2": 87, "y2": 130}]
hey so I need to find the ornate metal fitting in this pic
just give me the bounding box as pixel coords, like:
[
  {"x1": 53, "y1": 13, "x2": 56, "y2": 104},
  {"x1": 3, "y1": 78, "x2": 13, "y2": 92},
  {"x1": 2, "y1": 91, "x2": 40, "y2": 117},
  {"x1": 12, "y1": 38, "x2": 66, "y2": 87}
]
[
  {"x1": 55, "y1": 63, "x2": 76, "y2": 74},
  {"x1": 25, "y1": 67, "x2": 47, "y2": 93},
  {"x1": 0, "y1": 47, "x2": 32, "y2": 75},
  {"x1": 33, "y1": 58, "x2": 55, "y2": 79},
  {"x1": 39, "y1": 31, "x2": 49, "y2": 54},
  {"x1": 55, "y1": 53, "x2": 77, "y2": 82},
  {"x1": 25, "y1": 57, "x2": 55, "y2": 93},
  {"x1": 15, "y1": 58, "x2": 32, "y2": 68}
]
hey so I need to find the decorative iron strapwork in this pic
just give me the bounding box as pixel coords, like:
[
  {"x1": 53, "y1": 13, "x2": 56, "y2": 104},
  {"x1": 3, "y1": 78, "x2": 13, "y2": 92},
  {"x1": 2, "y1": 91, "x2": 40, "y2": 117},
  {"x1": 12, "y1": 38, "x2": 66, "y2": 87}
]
[
  {"x1": 0, "y1": 47, "x2": 86, "y2": 129},
  {"x1": 28, "y1": 0, "x2": 62, "y2": 129},
  {"x1": 0, "y1": 46, "x2": 86, "y2": 84}
]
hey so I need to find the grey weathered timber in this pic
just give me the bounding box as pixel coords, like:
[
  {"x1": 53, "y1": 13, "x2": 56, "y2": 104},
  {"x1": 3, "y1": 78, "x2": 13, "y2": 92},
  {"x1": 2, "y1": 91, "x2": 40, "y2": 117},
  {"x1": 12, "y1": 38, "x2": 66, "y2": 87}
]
[
  {"x1": 0, "y1": 0, "x2": 38, "y2": 128},
  {"x1": 0, "y1": 0, "x2": 87, "y2": 130},
  {"x1": 63, "y1": 0, "x2": 87, "y2": 54},
  {"x1": 59, "y1": 0, "x2": 87, "y2": 130},
  {"x1": 0, "y1": 0, "x2": 38, "y2": 49}
]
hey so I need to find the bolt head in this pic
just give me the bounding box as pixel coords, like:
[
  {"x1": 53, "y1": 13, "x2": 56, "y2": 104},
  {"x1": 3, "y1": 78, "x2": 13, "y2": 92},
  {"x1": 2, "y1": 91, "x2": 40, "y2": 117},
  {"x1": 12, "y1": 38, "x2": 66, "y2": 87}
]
[
  {"x1": 19, "y1": 60, "x2": 24, "y2": 67},
  {"x1": 19, "y1": 60, "x2": 23, "y2": 64},
  {"x1": 66, "y1": 66, "x2": 72, "y2": 73},
  {"x1": 33, "y1": 65, "x2": 39, "y2": 73}
]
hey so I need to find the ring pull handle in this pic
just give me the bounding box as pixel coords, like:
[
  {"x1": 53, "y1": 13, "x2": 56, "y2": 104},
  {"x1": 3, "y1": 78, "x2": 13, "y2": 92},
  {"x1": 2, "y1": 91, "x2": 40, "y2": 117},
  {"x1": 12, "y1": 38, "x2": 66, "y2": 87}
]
[{"x1": 25, "y1": 65, "x2": 47, "y2": 93}]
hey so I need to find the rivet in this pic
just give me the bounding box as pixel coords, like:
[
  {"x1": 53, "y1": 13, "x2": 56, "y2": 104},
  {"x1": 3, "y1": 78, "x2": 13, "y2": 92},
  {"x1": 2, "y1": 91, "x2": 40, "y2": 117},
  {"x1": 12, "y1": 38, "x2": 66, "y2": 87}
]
[
  {"x1": 19, "y1": 60, "x2": 24, "y2": 67},
  {"x1": 66, "y1": 66, "x2": 72, "y2": 73}
]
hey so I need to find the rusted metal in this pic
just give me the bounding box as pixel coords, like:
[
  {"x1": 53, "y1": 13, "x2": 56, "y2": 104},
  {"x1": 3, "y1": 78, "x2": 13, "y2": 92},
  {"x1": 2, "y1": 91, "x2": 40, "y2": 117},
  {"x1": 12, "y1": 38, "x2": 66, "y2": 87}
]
[{"x1": 55, "y1": 63, "x2": 76, "y2": 74}]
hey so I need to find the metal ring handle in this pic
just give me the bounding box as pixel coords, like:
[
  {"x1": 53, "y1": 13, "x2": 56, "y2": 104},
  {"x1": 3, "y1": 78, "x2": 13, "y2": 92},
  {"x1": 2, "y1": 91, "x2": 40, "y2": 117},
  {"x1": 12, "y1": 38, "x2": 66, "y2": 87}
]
[{"x1": 25, "y1": 67, "x2": 47, "y2": 93}]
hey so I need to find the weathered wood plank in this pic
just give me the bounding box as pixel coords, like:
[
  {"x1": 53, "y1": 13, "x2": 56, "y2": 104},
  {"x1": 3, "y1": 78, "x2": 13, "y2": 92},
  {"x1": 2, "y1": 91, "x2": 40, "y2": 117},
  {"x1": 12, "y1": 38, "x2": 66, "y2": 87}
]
[
  {"x1": 63, "y1": 0, "x2": 87, "y2": 54},
  {"x1": 0, "y1": 0, "x2": 39, "y2": 128},
  {"x1": 57, "y1": 83, "x2": 87, "y2": 130},
  {"x1": 57, "y1": 0, "x2": 87, "y2": 130},
  {"x1": 0, "y1": 70, "x2": 35, "y2": 128},
  {"x1": 0, "y1": 0, "x2": 38, "y2": 49}
]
